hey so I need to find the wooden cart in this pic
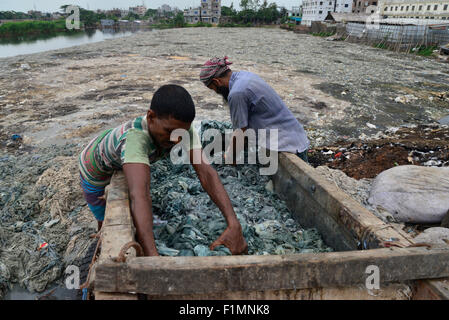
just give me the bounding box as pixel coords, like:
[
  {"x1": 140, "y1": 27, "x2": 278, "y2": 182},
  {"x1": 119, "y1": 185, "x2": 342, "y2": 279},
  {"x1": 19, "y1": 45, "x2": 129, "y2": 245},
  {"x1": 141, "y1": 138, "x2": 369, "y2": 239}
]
[{"x1": 90, "y1": 153, "x2": 449, "y2": 300}]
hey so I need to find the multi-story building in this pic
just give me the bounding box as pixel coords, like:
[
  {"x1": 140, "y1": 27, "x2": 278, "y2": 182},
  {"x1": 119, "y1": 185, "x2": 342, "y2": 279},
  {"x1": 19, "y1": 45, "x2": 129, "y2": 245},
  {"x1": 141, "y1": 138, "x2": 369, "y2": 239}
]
[
  {"x1": 129, "y1": 5, "x2": 147, "y2": 16},
  {"x1": 289, "y1": 6, "x2": 303, "y2": 24},
  {"x1": 289, "y1": 6, "x2": 303, "y2": 17},
  {"x1": 353, "y1": 0, "x2": 380, "y2": 13},
  {"x1": 301, "y1": 0, "x2": 353, "y2": 25},
  {"x1": 380, "y1": 0, "x2": 449, "y2": 20},
  {"x1": 184, "y1": 0, "x2": 221, "y2": 24},
  {"x1": 120, "y1": 9, "x2": 130, "y2": 17},
  {"x1": 159, "y1": 4, "x2": 172, "y2": 14},
  {"x1": 184, "y1": 7, "x2": 201, "y2": 23},
  {"x1": 105, "y1": 8, "x2": 123, "y2": 18},
  {"x1": 27, "y1": 10, "x2": 42, "y2": 18},
  {"x1": 200, "y1": 0, "x2": 221, "y2": 23}
]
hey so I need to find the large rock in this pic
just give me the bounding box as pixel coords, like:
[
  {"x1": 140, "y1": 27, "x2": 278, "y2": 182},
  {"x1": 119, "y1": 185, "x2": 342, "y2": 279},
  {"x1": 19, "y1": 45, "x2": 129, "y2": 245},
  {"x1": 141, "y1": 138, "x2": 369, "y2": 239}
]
[
  {"x1": 368, "y1": 165, "x2": 449, "y2": 223},
  {"x1": 413, "y1": 227, "x2": 449, "y2": 245}
]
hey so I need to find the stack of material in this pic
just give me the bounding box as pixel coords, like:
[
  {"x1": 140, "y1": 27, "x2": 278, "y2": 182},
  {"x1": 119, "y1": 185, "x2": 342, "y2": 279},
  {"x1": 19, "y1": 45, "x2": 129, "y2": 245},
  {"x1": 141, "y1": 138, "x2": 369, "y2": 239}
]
[{"x1": 150, "y1": 121, "x2": 333, "y2": 256}]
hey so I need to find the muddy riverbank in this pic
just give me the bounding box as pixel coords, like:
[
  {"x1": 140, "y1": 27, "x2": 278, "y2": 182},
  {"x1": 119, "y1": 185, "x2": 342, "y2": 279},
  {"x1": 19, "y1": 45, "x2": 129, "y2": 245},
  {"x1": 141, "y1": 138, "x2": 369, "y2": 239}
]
[{"x1": 0, "y1": 27, "x2": 448, "y2": 299}]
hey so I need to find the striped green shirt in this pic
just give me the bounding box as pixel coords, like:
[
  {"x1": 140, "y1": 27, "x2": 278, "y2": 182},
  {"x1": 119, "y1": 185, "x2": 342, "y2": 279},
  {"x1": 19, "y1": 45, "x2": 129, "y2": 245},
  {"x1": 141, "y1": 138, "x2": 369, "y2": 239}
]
[{"x1": 79, "y1": 115, "x2": 201, "y2": 187}]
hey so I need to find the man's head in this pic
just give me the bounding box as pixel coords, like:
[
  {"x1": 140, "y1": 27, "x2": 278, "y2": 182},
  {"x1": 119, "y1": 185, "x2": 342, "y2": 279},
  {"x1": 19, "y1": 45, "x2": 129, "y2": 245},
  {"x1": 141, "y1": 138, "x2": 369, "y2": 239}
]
[
  {"x1": 200, "y1": 56, "x2": 233, "y2": 101},
  {"x1": 148, "y1": 84, "x2": 195, "y2": 149}
]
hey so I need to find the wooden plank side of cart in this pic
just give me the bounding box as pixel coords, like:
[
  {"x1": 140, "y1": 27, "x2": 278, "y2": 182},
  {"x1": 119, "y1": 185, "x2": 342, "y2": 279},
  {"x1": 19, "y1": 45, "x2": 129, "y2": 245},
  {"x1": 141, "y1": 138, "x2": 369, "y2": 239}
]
[
  {"x1": 94, "y1": 152, "x2": 449, "y2": 300},
  {"x1": 96, "y1": 246, "x2": 449, "y2": 295},
  {"x1": 94, "y1": 171, "x2": 138, "y2": 300},
  {"x1": 272, "y1": 153, "x2": 449, "y2": 299}
]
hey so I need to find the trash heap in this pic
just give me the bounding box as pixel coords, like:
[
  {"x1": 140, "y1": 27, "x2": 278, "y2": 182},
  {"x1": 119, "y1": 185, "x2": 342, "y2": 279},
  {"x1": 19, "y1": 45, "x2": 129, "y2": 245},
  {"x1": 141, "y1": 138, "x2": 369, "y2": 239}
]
[
  {"x1": 151, "y1": 121, "x2": 332, "y2": 256},
  {"x1": 308, "y1": 123, "x2": 449, "y2": 179},
  {"x1": 0, "y1": 144, "x2": 96, "y2": 299}
]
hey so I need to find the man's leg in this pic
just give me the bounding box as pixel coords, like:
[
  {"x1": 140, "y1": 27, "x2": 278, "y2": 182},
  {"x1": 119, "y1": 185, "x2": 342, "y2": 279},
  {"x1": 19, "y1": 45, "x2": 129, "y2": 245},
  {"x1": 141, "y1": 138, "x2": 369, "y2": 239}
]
[
  {"x1": 80, "y1": 173, "x2": 107, "y2": 231},
  {"x1": 296, "y1": 149, "x2": 309, "y2": 163}
]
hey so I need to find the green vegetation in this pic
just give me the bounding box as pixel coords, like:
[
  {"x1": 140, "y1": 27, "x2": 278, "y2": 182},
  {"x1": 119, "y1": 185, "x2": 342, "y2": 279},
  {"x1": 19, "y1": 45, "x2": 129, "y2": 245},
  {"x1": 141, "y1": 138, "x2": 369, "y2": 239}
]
[
  {"x1": 59, "y1": 5, "x2": 118, "y2": 28},
  {"x1": 151, "y1": 0, "x2": 287, "y2": 30},
  {"x1": 0, "y1": 20, "x2": 79, "y2": 39},
  {"x1": 1, "y1": 1, "x2": 290, "y2": 37},
  {"x1": 0, "y1": 11, "x2": 34, "y2": 19},
  {"x1": 373, "y1": 42, "x2": 438, "y2": 57},
  {"x1": 191, "y1": 21, "x2": 213, "y2": 27},
  {"x1": 220, "y1": 0, "x2": 285, "y2": 25},
  {"x1": 312, "y1": 31, "x2": 336, "y2": 37},
  {"x1": 373, "y1": 42, "x2": 388, "y2": 49},
  {"x1": 414, "y1": 45, "x2": 438, "y2": 56},
  {"x1": 218, "y1": 22, "x2": 253, "y2": 27},
  {"x1": 152, "y1": 20, "x2": 213, "y2": 29},
  {"x1": 144, "y1": 9, "x2": 158, "y2": 18}
]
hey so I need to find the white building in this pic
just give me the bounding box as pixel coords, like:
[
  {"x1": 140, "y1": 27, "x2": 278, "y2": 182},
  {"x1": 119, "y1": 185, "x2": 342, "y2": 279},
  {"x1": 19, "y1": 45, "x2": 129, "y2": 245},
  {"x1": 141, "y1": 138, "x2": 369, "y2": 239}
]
[
  {"x1": 301, "y1": 0, "x2": 353, "y2": 25},
  {"x1": 289, "y1": 6, "x2": 302, "y2": 17},
  {"x1": 184, "y1": 7, "x2": 201, "y2": 23},
  {"x1": 129, "y1": 5, "x2": 147, "y2": 16},
  {"x1": 381, "y1": 0, "x2": 449, "y2": 21},
  {"x1": 184, "y1": 0, "x2": 221, "y2": 24},
  {"x1": 289, "y1": 6, "x2": 303, "y2": 24},
  {"x1": 159, "y1": 4, "x2": 172, "y2": 14}
]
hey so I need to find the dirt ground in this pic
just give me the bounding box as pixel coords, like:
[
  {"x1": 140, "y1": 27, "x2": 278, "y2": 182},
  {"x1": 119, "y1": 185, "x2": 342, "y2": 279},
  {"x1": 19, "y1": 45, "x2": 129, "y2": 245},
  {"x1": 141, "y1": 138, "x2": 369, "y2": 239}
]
[
  {"x1": 309, "y1": 124, "x2": 449, "y2": 179},
  {"x1": 0, "y1": 28, "x2": 448, "y2": 149}
]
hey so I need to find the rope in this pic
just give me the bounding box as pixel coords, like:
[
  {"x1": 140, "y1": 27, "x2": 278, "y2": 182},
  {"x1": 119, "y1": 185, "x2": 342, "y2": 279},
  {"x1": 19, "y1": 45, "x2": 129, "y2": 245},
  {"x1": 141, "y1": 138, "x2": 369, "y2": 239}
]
[{"x1": 79, "y1": 237, "x2": 102, "y2": 296}]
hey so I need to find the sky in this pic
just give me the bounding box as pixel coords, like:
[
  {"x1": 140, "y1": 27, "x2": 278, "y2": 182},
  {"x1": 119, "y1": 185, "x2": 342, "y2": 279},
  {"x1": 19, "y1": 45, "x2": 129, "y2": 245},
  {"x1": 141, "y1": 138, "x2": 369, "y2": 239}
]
[{"x1": 0, "y1": 0, "x2": 302, "y2": 13}]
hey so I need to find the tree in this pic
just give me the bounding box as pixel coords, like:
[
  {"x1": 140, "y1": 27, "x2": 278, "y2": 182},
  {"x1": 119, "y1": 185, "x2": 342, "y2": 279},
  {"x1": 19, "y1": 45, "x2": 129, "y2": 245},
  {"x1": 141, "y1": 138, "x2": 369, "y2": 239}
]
[
  {"x1": 279, "y1": 6, "x2": 288, "y2": 18},
  {"x1": 173, "y1": 12, "x2": 185, "y2": 27},
  {"x1": 221, "y1": 6, "x2": 236, "y2": 17},
  {"x1": 240, "y1": 0, "x2": 250, "y2": 11},
  {"x1": 251, "y1": 0, "x2": 260, "y2": 11},
  {"x1": 144, "y1": 9, "x2": 158, "y2": 17}
]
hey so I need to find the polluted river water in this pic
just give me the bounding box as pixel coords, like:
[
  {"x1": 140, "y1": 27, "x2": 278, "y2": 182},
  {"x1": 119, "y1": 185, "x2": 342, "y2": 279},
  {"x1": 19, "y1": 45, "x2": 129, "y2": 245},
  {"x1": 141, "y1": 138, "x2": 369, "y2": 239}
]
[{"x1": 0, "y1": 28, "x2": 145, "y2": 59}]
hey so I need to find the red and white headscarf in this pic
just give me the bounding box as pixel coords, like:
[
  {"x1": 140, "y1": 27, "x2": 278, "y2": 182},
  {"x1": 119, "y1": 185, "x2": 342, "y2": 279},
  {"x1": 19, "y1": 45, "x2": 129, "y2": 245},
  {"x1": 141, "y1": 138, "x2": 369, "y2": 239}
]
[{"x1": 199, "y1": 56, "x2": 233, "y2": 86}]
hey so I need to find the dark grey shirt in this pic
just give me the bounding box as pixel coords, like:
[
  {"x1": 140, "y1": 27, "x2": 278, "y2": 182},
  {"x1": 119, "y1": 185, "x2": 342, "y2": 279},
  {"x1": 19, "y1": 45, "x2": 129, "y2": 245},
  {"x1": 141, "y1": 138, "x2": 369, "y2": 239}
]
[{"x1": 228, "y1": 71, "x2": 310, "y2": 153}]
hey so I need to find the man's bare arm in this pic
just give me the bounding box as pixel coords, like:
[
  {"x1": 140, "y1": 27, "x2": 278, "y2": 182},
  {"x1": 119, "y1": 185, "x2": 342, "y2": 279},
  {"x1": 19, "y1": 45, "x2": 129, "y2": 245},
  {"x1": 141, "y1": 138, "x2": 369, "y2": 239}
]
[
  {"x1": 122, "y1": 163, "x2": 159, "y2": 256},
  {"x1": 190, "y1": 148, "x2": 248, "y2": 255}
]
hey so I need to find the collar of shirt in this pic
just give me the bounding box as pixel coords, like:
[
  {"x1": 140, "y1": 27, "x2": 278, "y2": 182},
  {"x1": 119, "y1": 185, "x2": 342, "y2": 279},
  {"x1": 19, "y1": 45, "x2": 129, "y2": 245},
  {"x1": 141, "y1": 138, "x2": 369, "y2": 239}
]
[
  {"x1": 229, "y1": 71, "x2": 239, "y2": 92},
  {"x1": 144, "y1": 114, "x2": 164, "y2": 154}
]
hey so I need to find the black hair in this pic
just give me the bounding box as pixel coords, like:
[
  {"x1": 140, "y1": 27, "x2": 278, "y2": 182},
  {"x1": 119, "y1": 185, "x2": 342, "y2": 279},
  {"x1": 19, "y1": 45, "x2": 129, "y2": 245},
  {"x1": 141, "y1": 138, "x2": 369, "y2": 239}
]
[{"x1": 150, "y1": 84, "x2": 195, "y2": 123}]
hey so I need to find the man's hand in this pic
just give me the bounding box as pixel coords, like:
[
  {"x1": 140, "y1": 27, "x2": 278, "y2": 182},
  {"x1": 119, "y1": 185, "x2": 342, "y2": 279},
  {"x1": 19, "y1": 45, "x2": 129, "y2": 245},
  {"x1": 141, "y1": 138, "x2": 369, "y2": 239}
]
[
  {"x1": 210, "y1": 224, "x2": 248, "y2": 255},
  {"x1": 191, "y1": 148, "x2": 247, "y2": 255}
]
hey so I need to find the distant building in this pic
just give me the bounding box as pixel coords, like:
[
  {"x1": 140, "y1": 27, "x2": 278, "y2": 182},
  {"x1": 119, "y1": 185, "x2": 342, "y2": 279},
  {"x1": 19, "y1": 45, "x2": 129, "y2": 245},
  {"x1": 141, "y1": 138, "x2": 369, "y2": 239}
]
[
  {"x1": 301, "y1": 0, "x2": 352, "y2": 26},
  {"x1": 289, "y1": 6, "x2": 303, "y2": 24},
  {"x1": 219, "y1": 15, "x2": 234, "y2": 24},
  {"x1": 129, "y1": 5, "x2": 147, "y2": 16},
  {"x1": 184, "y1": 7, "x2": 201, "y2": 23},
  {"x1": 289, "y1": 6, "x2": 302, "y2": 17},
  {"x1": 158, "y1": 4, "x2": 172, "y2": 14},
  {"x1": 353, "y1": 0, "x2": 379, "y2": 14},
  {"x1": 101, "y1": 19, "x2": 115, "y2": 27},
  {"x1": 106, "y1": 8, "x2": 123, "y2": 18},
  {"x1": 380, "y1": 0, "x2": 449, "y2": 21},
  {"x1": 184, "y1": 0, "x2": 221, "y2": 24},
  {"x1": 120, "y1": 9, "x2": 130, "y2": 18},
  {"x1": 27, "y1": 10, "x2": 42, "y2": 18}
]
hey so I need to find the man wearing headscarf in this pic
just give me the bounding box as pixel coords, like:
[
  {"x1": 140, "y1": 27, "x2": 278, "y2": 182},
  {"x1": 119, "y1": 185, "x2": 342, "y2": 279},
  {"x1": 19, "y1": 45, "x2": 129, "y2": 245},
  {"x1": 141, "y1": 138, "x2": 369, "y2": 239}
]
[{"x1": 200, "y1": 56, "x2": 310, "y2": 163}]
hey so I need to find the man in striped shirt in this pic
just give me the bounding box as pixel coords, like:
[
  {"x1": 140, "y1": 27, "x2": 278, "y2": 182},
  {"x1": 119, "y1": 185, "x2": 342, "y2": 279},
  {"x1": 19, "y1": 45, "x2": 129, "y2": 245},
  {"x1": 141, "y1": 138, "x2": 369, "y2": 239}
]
[{"x1": 79, "y1": 85, "x2": 247, "y2": 256}]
